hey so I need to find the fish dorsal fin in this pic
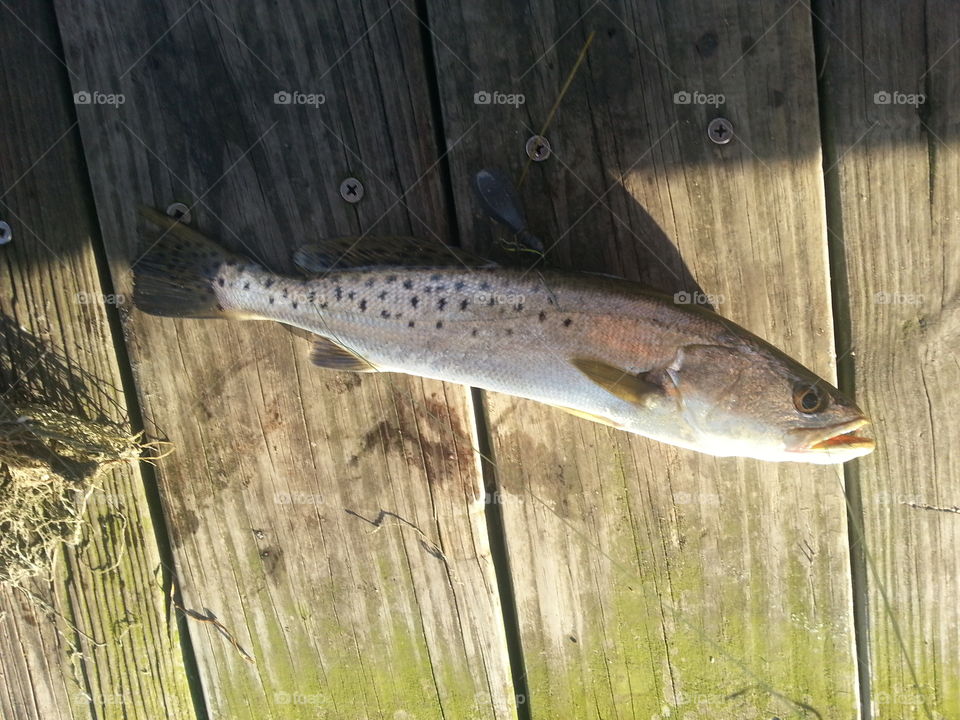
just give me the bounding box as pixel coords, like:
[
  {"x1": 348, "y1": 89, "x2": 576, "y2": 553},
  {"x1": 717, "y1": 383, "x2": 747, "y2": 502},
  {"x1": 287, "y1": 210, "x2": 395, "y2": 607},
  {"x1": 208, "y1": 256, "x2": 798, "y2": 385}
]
[
  {"x1": 293, "y1": 236, "x2": 497, "y2": 274},
  {"x1": 310, "y1": 337, "x2": 379, "y2": 372},
  {"x1": 570, "y1": 358, "x2": 665, "y2": 408}
]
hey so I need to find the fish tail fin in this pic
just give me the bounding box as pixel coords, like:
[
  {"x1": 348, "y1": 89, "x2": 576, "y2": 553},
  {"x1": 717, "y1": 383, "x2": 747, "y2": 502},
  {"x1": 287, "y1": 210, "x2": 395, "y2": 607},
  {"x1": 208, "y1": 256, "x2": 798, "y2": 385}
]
[{"x1": 132, "y1": 206, "x2": 247, "y2": 319}]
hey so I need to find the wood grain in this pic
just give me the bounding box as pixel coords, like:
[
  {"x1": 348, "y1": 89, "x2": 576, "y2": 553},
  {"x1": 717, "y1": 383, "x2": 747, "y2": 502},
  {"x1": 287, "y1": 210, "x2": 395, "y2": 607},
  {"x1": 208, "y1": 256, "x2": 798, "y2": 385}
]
[
  {"x1": 817, "y1": 1, "x2": 960, "y2": 717},
  {"x1": 0, "y1": 1, "x2": 196, "y2": 717},
  {"x1": 53, "y1": 1, "x2": 514, "y2": 717},
  {"x1": 428, "y1": 0, "x2": 860, "y2": 716}
]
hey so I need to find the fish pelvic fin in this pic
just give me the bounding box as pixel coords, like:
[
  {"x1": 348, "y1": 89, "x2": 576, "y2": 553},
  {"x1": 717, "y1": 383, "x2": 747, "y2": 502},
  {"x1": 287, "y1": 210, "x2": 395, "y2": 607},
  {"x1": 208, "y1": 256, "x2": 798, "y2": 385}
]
[
  {"x1": 570, "y1": 358, "x2": 665, "y2": 408},
  {"x1": 310, "y1": 337, "x2": 379, "y2": 372},
  {"x1": 133, "y1": 207, "x2": 250, "y2": 319},
  {"x1": 545, "y1": 403, "x2": 623, "y2": 428}
]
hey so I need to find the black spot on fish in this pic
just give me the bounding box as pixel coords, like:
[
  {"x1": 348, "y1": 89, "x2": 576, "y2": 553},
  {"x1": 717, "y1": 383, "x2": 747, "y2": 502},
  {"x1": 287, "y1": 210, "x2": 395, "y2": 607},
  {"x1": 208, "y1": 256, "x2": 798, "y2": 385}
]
[
  {"x1": 411, "y1": 296, "x2": 419, "y2": 308},
  {"x1": 381, "y1": 310, "x2": 391, "y2": 318},
  {"x1": 480, "y1": 281, "x2": 491, "y2": 291},
  {"x1": 435, "y1": 321, "x2": 443, "y2": 329},
  {"x1": 436, "y1": 285, "x2": 447, "y2": 292},
  {"x1": 359, "y1": 299, "x2": 367, "y2": 311},
  {"x1": 387, "y1": 275, "x2": 397, "y2": 283},
  {"x1": 438, "y1": 298, "x2": 447, "y2": 310},
  {"x1": 217, "y1": 277, "x2": 225, "y2": 287},
  {"x1": 471, "y1": 328, "x2": 478, "y2": 337},
  {"x1": 430, "y1": 273, "x2": 441, "y2": 282},
  {"x1": 320, "y1": 302, "x2": 328, "y2": 309},
  {"x1": 514, "y1": 303, "x2": 523, "y2": 312},
  {"x1": 282, "y1": 288, "x2": 288, "y2": 298},
  {"x1": 348, "y1": 291, "x2": 355, "y2": 300},
  {"x1": 460, "y1": 299, "x2": 469, "y2": 310},
  {"x1": 269, "y1": 297, "x2": 275, "y2": 304},
  {"x1": 488, "y1": 297, "x2": 495, "y2": 306},
  {"x1": 307, "y1": 291, "x2": 316, "y2": 302},
  {"x1": 454, "y1": 281, "x2": 465, "y2": 291},
  {"x1": 424, "y1": 286, "x2": 433, "y2": 294},
  {"x1": 215, "y1": 303, "x2": 224, "y2": 311},
  {"x1": 243, "y1": 282, "x2": 250, "y2": 290},
  {"x1": 403, "y1": 279, "x2": 413, "y2": 290},
  {"x1": 505, "y1": 328, "x2": 513, "y2": 336},
  {"x1": 378, "y1": 291, "x2": 387, "y2": 301},
  {"x1": 563, "y1": 318, "x2": 572, "y2": 327},
  {"x1": 265, "y1": 278, "x2": 275, "y2": 288},
  {"x1": 292, "y1": 301, "x2": 298, "y2": 309},
  {"x1": 335, "y1": 286, "x2": 343, "y2": 301},
  {"x1": 408, "y1": 320, "x2": 415, "y2": 328},
  {"x1": 539, "y1": 311, "x2": 546, "y2": 322},
  {"x1": 365, "y1": 277, "x2": 375, "y2": 287}
]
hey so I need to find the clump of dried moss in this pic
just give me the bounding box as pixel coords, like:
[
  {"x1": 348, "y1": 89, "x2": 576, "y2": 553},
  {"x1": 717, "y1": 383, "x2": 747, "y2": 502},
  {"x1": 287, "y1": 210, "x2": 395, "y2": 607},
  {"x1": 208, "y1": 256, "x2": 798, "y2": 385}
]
[{"x1": 0, "y1": 402, "x2": 143, "y2": 586}]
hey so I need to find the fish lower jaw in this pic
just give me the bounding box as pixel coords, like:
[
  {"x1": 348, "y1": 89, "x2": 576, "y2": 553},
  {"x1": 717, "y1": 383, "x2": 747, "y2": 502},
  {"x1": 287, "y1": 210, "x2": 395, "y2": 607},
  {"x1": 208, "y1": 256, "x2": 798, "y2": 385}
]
[{"x1": 783, "y1": 418, "x2": 875, "y2": 463}]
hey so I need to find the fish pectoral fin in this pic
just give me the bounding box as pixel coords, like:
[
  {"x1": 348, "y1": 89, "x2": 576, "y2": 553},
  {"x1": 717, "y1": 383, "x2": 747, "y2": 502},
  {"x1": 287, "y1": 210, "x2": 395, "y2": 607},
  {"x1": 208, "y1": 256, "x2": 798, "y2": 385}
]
[
  {"x1": 309, "y1": 337, "x2": 379, "y2": 373},
  {"x1": 545, "y1": 403, "x2": 623, "y2": 429},
  {"x1": 570, "y1": 358, "x2": 665, "y2": 408},
  {"x1": 293, "y1": 236, "x2": 496, "y2": 274}
]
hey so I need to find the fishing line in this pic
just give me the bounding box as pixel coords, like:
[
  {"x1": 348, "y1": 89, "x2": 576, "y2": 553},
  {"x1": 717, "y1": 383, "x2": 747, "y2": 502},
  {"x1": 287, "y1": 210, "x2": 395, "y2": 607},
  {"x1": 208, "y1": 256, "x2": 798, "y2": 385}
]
[
  {"x1": 834, "y1": 473, "x2": 934, "y2": 720},
  {"x1": 373, "y1": 372, "x2": 834, "y2": 716},
  {"x1": 517, "y1": 30, "x2": 597, "y2": 190}
]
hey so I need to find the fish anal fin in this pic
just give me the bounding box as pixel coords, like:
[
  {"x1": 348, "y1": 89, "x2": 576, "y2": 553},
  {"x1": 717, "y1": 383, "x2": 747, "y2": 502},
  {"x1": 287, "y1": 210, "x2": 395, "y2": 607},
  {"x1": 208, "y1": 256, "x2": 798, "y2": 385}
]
[
  {"x1": 310, "y1": 337, "x2": 379, "y2": 373},
  {"x1": 570, "y1": 358, "x2": 665, "y2": 408},
  {"x1": 293, "y1": 236, "x2": 496, "y2": 274}
]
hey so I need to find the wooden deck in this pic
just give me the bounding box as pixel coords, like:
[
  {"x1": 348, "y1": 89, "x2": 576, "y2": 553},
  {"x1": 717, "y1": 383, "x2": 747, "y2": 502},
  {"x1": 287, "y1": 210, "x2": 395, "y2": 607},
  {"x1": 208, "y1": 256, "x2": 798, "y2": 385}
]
[{"x1": 0, "y1": 1, "x2": 956, "y2": 718}]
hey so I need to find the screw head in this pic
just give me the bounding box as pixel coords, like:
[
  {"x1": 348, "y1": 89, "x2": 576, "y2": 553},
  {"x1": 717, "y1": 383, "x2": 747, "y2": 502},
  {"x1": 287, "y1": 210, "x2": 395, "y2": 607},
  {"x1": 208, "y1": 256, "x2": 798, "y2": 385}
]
[
  {"x1": 165, "y1": 202, "x2": 192, "y2": 223},
  {"x1": 707, "y1": 117, "x2": 734, "y2": 145},
  {"x1": 525, "y1": 135, "x2": 552, "y2": 161},
  {"x1": 340, "y1": 177, "x2": 364, "y2": 203},
  {"x1": 0, "y1": 220, "x2": 11, "y2": 245}
]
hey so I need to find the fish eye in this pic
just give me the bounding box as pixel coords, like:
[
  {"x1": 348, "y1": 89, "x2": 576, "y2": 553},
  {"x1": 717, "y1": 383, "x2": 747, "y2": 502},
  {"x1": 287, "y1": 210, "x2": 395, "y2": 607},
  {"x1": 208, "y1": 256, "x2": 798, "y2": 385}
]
[{"x1": 793, "y1": 385, "x2": 829, "y2": 414}]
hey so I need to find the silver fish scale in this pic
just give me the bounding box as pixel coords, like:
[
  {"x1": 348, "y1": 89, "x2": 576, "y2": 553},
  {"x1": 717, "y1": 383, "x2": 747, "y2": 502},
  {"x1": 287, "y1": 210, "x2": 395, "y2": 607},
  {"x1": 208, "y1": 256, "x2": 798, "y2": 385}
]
[{"x1": 215, "y1": 265, "x2": 722, "y2": 429}]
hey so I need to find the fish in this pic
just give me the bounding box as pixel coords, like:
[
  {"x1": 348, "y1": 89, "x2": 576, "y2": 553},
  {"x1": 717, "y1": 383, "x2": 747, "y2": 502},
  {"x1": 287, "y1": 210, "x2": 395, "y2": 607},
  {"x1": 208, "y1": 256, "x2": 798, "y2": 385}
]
[{"x1": 131, "y1": 207, "x2": 874, "y2": 464}]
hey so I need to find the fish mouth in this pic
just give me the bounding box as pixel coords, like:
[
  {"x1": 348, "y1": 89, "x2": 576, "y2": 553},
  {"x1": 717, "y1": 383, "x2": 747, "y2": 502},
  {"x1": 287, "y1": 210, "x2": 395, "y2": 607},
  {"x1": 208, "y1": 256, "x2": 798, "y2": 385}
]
[{"x1": 787, "y1": 418, "x2": 875, "y2": 456}]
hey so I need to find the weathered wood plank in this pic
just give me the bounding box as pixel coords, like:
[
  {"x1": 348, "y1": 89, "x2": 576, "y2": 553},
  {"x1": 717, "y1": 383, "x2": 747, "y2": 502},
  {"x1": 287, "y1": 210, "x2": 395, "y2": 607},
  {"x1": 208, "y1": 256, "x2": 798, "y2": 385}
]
[
  {"x1": 817, "y1": 1, "x2": 960, "y2": 717},
  {"x1": 54, "y1": 1, "x2": 514, "y2": 717},
  {"x1": 429, "y1": 0, "x2": 859, "y2": 716},
  {"x1": 0, "y1": 1, "x2": 196, "y2": 718}
]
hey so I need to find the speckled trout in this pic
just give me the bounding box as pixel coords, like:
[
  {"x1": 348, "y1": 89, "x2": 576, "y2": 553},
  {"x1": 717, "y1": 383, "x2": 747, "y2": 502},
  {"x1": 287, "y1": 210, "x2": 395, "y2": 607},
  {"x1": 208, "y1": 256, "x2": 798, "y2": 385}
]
[{"x1": 132, "y1": 208, "x2": 874, "y2": 464}]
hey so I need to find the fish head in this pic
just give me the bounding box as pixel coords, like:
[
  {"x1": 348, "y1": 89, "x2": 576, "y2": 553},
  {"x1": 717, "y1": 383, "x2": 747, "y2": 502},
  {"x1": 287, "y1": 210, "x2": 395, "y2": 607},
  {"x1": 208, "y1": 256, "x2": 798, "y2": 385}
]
[{"x1": 662, "y1": 343, "x2": 875, "y2": 464}]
